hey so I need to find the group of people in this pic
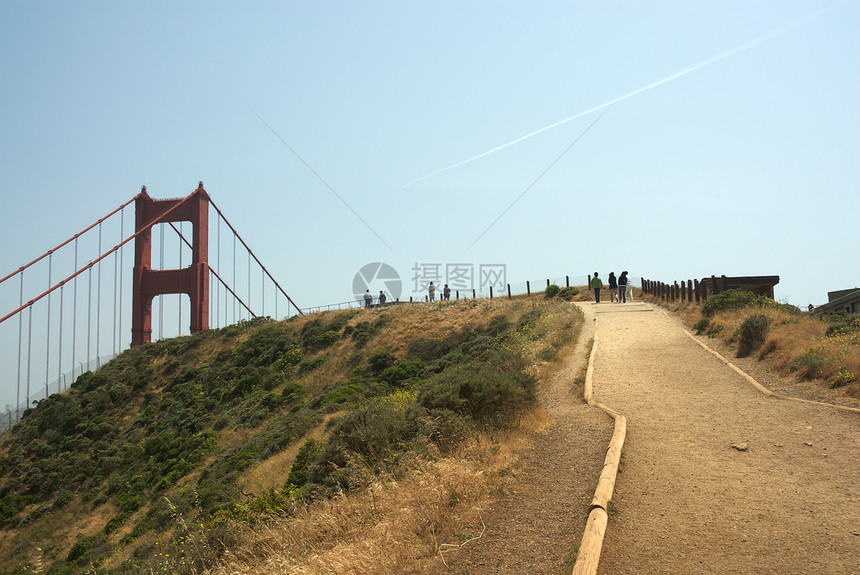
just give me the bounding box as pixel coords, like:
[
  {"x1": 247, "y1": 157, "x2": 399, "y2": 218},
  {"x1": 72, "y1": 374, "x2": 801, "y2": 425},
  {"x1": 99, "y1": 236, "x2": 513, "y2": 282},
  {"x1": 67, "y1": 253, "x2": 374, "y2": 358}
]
[
  {"x1": 427, "y1": 281, "x2": 451, "y2": 302},
  {"x1": 363, "y1": 289, "x2": 388, "y2": 308},
  {"x1": 590, "y1": 271, "x2": 632, "y2": 303}
]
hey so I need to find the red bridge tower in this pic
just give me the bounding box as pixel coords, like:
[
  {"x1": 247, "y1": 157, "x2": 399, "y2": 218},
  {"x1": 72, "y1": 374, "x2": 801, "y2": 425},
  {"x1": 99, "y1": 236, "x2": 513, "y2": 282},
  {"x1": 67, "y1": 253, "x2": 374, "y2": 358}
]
[{"x1": 131, "y1": 183, "x2": 209, "y2": 346}]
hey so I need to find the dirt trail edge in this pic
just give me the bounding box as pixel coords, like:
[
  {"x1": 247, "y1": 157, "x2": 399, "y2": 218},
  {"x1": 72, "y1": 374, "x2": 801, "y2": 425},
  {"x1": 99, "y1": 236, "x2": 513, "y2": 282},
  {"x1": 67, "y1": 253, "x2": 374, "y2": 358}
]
[
  {"x1": 582, "y1": 302, "x2": 860, "y2": 575},
  {"x1": 441, "y1": 305, "x2": 613, "y2": 575}
]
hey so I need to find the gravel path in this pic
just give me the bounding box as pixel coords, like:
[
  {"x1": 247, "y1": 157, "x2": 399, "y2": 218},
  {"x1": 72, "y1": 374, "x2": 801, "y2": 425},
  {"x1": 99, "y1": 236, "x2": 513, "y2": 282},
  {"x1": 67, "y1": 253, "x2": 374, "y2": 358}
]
[
  {"x1": 587, "y1": 302, "x2": 860, "y2": 574},
  {"x1": 444, "y1": 301, "x2": 859, "y2": 574}
]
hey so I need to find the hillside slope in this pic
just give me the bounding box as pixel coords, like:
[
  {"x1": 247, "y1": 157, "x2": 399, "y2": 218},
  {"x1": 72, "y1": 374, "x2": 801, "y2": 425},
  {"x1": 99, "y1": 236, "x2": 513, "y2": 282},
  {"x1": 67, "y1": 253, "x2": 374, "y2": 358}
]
[{"x1": 0, "y1": 296, "x2": 583, "y2": 574}]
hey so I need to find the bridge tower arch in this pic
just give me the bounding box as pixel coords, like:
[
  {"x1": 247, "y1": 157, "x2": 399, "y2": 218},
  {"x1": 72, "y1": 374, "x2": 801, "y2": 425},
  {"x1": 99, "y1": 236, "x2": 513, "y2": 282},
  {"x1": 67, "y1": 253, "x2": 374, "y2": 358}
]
[{"x1": 131, "y1": 183, "x2": 209, "y2": 346}]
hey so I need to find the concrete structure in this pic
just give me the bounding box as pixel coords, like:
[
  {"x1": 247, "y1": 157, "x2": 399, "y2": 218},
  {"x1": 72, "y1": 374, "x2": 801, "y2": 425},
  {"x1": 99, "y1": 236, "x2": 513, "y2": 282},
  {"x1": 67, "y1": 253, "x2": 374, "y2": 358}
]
[
  {"x1": 699, "y1": 275, "x2": 780, "y2": 299},
  {"x1": 810, "y1": 288, "x2": 860, "y2": 317}
]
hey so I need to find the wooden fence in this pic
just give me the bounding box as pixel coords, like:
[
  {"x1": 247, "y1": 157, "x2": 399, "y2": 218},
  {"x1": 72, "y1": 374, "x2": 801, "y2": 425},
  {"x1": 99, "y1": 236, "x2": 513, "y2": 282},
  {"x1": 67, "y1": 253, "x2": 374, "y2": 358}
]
[{"x1": 639, "y1": 274, "x2": 731, "y2": 303}]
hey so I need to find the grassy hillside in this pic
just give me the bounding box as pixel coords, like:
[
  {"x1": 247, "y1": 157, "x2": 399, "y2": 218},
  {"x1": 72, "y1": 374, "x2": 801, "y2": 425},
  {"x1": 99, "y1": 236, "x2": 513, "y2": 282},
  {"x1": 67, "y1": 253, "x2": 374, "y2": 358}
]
[
  {"x1": 650, "y1": 290, "x2": 860, "y2": 401},
  {"x1": 0, "y1": 295, "x2": 583, "y2": 574}
]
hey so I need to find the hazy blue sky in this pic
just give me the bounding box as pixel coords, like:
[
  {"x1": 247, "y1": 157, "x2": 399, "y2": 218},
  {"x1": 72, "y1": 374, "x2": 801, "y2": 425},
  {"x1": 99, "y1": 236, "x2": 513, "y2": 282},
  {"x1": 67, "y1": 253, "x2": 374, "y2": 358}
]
[{"x1": 1, "y1": 1, "x2": 858, "y2": 410}]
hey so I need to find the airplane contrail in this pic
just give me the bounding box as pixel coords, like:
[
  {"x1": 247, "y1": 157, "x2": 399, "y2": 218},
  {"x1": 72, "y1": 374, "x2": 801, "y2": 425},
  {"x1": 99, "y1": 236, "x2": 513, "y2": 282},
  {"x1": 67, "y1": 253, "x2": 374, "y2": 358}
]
[{"x1": 399, "y1": 4, "x2": 844, "y2": 189}]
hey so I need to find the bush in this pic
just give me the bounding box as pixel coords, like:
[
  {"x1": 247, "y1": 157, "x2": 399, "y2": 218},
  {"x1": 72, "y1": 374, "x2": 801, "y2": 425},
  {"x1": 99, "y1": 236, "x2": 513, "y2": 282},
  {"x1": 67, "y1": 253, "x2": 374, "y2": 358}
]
[
  {"x1": 545, "y1": 284, "x2": 561, "y2": 298},
  {"x1": 736, "y1": 314, "x2": 772, "y2": 357},
  {"x1": 419, "y1": 362, "x2": 536, "y2": 425},
  {"x1": 693, "y1": 318, "x2": 710, "y2": 335},
  {"x1": 287, "y1": 439, "x2": 320, "y2": 488},
  {"x1": 793, "y1": 351, "x2": 823, "y2": 380},
  {"x1": 558, "y1": 286, "x2": 579, "y2": 301}
]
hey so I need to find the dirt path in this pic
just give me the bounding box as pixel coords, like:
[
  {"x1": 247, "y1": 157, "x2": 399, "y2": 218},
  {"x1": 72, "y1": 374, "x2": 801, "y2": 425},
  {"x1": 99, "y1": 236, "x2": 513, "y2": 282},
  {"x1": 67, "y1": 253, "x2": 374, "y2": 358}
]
[
  {"x1": 443, "y1": 301, "x2": 859, "y2": 574},
  {"x1": 441, "y1": 306, "x2": 613, "y2": 574},
  {"x1": 585, "y1": 302, "x2": 860, "y2": 574}
]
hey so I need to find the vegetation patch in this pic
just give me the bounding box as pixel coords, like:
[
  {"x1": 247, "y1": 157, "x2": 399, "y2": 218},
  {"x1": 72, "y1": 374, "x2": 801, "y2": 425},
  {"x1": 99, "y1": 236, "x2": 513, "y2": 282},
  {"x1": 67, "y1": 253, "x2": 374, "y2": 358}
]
[{"x1": 0, "y1": 299, "x2": 581, "y2": 574}]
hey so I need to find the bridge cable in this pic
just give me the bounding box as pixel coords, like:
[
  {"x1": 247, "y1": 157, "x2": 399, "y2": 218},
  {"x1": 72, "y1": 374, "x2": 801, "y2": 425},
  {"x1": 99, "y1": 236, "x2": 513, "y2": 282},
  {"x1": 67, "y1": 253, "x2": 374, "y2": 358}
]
[
  {"x1": 118, "y1": 209, "x2": 124, "y2": 355},
  {"x1": 208, "y1": 197, "x2": 302, "y2": 315},
  {"x1": 27, "y1": 306, "x2": 32, "y2": 412},
  {"x1": 72, "y1": 239, "x2": 78, "y2": 382},
  {"x1": 0, "y1": 193, "x2": 142, "y2": 286},
  {"x1": 87, "y1": 265, "x2": 92, "y2": 373},
  {"x1": 58, "y1": 284, "x2": 64, "y2": 393},
  {"x1": 45, "y1": 254, "x2": 52, "y2": 397},
  {"x1": 16, "y1": 274, "x2": 23, "y2": 420},
  {"x1": 159, "y1": 223, "x2": 164, "y2": 340},
  {"x1": 166, "y1": 222, "x2": 256, "y2": 322},
  {"x1": 97, "y1": 224, "x2": 102, "y2": 369}
]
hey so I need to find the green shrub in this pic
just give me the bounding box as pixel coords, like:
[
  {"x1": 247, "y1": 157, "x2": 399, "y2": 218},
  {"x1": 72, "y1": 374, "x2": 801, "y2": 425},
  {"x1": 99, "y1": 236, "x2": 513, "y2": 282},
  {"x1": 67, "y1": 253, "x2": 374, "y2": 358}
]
[
  {"x1": 558, "y1": 286, "x2": 580, "y2": 301},
  {"x1": 736, "y1": 314, "x2": 772, "y2": 357},
  {"x1": 537, "y1": 347, "x2": 559, "y2": 362},
  {"x1": 545, "y1": 284, "x2": 561, "y2": 298},
  {"x1": 287, "y1": 439, "x2": 320, "y2": 488},
  {"x1": 693, "y1": 317, "x2": 710, "y2": 335},
  {"x1": 419, "y1": 362, "x2": 535, "y2": 425},
  {"x1": 368, "y1": 350, "x2": 395, "y2": 374},
  {"x1": 793, "y1": 351, "x2": 823, "y2": 379}
]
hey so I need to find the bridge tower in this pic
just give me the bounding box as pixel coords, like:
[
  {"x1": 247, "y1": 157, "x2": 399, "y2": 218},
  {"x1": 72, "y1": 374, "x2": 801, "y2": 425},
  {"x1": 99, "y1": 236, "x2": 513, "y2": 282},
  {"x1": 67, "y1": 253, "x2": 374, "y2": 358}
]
[{"x1": 131, "y1": 183, "x2": 209, "y2": 346}]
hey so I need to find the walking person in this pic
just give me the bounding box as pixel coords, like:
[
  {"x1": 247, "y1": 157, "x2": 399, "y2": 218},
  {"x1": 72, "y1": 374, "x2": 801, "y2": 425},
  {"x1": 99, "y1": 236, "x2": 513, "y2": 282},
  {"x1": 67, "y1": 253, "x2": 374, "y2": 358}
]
[
  {"x1": 618, "y1": 271, "x2": 628, "y2": 303},
  {"x1": 590, "y1": 272, "x2": 603, "y2": 303},
  {"x1": 608, "y1": 272, "x2": 618, "y2": 303},
  {"x1": 428, "y1": 281, "x2": 436, "y2": 302},
  {"x1": 364, "y1": 289, "x2": 373, "y2": 308},
  {"x1": 624, "y1": 271, "x2": 633, "y2": 302},
  {"x1": 378, "y1": 291, "x2": 386, "y2": 306}
]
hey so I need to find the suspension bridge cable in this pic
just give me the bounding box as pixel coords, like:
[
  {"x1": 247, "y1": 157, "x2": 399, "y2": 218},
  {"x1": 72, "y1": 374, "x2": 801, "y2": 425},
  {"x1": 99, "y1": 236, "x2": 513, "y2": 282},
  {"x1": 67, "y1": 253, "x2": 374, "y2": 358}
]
[
  {"x1": 73, "y1": 239, "x2": 78, "y2": 381},
  {"x1": 16, "y1": 274, "x2": 23, "y2": 420},
  {"x1": 159, "y1": 223, "x2": 164, "y2": 340},
  {"x1": 97, "y1": 224, "x2": 102, "y2": 369},
  {"x1": 0, "y1": 193, "x2": 142, "y2": 286},
  {"x1": 178, "y1": 221, "x2": 183, "y2": 335},
  {"x1": 217, "y1": 216, "x2": 221, "y2": 328},
  {"x1": 208, "y1": 197, "x2": 302, "y2": 315},
  {"x1": 87, "y1": 265, "x2": 92, "y2": 372},
  {"x1": 166, "y1": 221, "x2": 258, "y2": 322},
  {"x1": 233, "y1": 234, "x2": 236, "y2": 322},
  {"x1": 113, "y1": 248, "x2": 117, "y2": 359},
  {"x1": 58, "y1": 284, "x2": 64, "y2": 392},
  {"x1": 27, "y1": 306, "x2": 32, "y2": 410},
  {"x1": 45, "y1": 254, "x2": 52, "y2": 397},
  {"x1": 209, "y1": 267, "x2": 256, "y2": 319},
  {"x1": 0, "y1": 189, "x2": 198, "y2": 326},
  {"x1": 119, "y1": 209, "x2": 124, "y2": 355}
]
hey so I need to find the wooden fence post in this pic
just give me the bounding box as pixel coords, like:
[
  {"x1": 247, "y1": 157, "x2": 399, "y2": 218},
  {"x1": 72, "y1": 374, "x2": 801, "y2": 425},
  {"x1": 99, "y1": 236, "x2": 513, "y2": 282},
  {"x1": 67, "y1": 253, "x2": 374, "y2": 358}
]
[
  {"x1": 472, "y1": 288, "x2": 476, "y2": 299},
  {"x1": 456, "y1": 290, "x2": 459, "y2": 300},
  {"x1": 566, "y1": 275, "x2": 570, "y2": 288},
  {"x1": 721, "y1": 275, "x2": 728, "y2": 292},
  {"x1": 688, "y1": 280, "x2": 693, "y2": 303},
  {"x1": 527, "y1": 281, "x2": 531, "y2": 296},
  {"x1": 507, "y1": 284, "x2": 512, "y2": 299},
  {"x1": 694, "y1": 279, "x2": 700, "y2": 303},
  {"x1": 490, "y1": 286, "x2": 494, "y2": 299}
]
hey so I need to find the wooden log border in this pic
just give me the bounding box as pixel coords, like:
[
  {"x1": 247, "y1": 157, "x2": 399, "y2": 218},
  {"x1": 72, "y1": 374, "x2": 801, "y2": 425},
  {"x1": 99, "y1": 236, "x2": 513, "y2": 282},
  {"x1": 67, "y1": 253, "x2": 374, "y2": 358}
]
[
  {"x1": 573, "y1": 319, "x2": 628, "y2": 575},
  {"x1": 679, "y1": 322, "x2": 860, "y2": 414}
]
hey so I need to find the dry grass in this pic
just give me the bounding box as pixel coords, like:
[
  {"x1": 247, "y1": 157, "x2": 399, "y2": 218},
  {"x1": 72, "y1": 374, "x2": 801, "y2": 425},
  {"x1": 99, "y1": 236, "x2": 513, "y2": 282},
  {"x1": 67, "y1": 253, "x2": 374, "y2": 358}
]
[
  {"x1": 192, "y1": 298, "x2": 581, "y2": 575},
  {"x1": 203, "y1": 440, "x2": 516, "y2": 575},
  {"x1": 237, "y1": 414, "x2": 341, "y2": 496},
  {"x1": 647, "y1": 295, "x2": 860, "y2": 399}
]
